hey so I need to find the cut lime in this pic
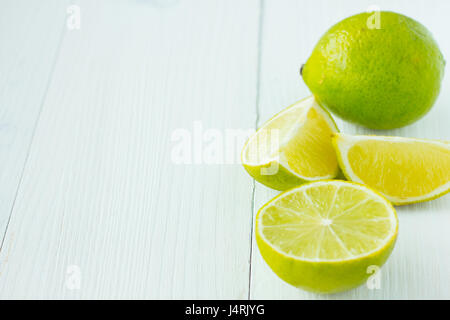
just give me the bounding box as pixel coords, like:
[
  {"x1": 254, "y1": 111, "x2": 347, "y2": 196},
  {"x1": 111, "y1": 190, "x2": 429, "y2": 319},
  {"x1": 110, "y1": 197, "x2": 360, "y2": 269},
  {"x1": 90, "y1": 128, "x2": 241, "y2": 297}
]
[
  {"x1": 242, "y1": 96, "x2": 339, "y2": 190},
  {"x1": 332, "y1": 133, "x2": 450, "y2": 205},
  {"x1": 256, "y1": 180, "x2": 398, "y2": 293}
]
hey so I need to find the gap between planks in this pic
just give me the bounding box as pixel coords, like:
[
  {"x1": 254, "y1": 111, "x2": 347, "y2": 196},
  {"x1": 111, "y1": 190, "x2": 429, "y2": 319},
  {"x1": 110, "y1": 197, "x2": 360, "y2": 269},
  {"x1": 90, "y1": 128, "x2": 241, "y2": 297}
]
[
  {"x1": 248, "y1": 0, "x2": 265, "y2": 300},
  {"x1": 0, "y1": 15, "x2": 68, "y2": 254}
]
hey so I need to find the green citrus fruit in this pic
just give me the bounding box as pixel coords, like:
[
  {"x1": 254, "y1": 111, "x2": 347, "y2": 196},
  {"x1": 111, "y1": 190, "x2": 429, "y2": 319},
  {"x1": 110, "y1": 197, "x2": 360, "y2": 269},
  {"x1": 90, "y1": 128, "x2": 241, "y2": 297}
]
[
  {"x1": 332, "y1": 133, "x2": 450, "y2": 205},
  {"x1": 256, "y1": 180, "x2": 398, "y2": 294},
  {"x1": 241, "y1": 96, "x2": 340, "y2": 191},
  {"x1": 302, "y1": 11, "x2": 445, "y2": 129}
]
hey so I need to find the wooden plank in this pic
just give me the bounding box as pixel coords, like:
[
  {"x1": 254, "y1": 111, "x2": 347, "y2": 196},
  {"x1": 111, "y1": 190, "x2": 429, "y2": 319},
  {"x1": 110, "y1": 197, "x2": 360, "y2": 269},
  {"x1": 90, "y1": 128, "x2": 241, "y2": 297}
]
[
  {"x1": 0, "y1": 1, "x2": 68, "y2": 240},
  {"x1": 0, "y1": 0, "x2": 260, "y2": 298},
  {"x1": 250, "y1": 0, "x2": 450, "y2": 299}
]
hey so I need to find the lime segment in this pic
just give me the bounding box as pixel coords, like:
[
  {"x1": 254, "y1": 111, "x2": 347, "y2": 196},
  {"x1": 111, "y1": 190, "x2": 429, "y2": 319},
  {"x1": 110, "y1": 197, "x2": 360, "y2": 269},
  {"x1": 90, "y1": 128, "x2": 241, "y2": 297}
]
[
  {"x1": 332, "y1": 133, "x2": 450, "y2": 205},
  {"x1": 242, "y1": 96, "x2": 339, "y2": 190}
]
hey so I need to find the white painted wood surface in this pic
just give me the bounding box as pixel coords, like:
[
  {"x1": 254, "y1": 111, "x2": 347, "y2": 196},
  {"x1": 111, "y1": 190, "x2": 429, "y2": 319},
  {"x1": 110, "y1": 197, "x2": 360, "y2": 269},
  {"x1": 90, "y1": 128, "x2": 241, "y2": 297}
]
[
  {"x1": 0, "y1": 0, "x2": 260, "y2": 299},
  {"x1": 0, "y1": 0, "x2": 449, "y2": 299},
  {"x1": 0, "y1": 0, "x2": 69, "y2": 240}
]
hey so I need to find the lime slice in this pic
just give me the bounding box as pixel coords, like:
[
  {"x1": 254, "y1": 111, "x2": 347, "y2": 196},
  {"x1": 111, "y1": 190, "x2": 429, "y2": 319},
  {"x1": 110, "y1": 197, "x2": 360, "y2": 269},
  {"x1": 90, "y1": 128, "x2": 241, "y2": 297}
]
[
  {"x1": 256, "y1": 180, "x2": 398, "y2": 293},
  {"x1": 242, "y1": 96, "x2": 340, "y2": 190},
  {"x1": 332, "y1": 133, "x2": 450, "y2": 205}
]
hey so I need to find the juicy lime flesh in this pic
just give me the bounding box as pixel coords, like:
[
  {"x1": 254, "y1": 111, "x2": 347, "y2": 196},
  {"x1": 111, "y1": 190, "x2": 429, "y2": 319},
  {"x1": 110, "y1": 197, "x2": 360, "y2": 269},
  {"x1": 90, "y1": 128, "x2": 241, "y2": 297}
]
[
  {"x1": 347, "y1": 140, "x2": 450, "y2": 198},
  {"x1": 244, "y1": 103, "x2": 305, "y2": 164},
  {"x1": 244, "y1": 98, "x2": 338, "y2": 178},
  {"x1": 302, "y1": 11, "x2": 445, "y2": 129},
  {"x1": 281, "y1": 107, "x2": 338, "y2": 178},
  {"x1": 260, "y1": 183, "x2": 395, "y2": 261}
]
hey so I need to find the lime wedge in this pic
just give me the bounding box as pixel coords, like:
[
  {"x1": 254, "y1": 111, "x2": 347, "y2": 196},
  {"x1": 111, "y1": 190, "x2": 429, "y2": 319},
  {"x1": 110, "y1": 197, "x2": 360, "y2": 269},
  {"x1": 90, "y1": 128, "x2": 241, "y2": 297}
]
[
  {"x1": 332, "y1": 133, "x2": 450, "y2": 205},
  {"x1": 242, "y1": 96, "x2": 339, "y2": 190}
]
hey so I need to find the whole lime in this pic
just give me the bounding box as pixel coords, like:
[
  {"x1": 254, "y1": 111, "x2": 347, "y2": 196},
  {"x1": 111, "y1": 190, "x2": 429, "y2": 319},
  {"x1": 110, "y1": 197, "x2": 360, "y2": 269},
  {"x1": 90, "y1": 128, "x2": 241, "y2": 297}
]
[{"x1": 302, "y1": 11, "x2": 445, "y2": 129}]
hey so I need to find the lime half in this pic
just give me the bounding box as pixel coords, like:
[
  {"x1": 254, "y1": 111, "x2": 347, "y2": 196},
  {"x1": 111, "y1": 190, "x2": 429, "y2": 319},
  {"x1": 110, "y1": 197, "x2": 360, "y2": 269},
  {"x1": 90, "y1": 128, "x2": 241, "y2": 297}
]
[{"x1": 256, "y1": 180, "x2": 398, "y2": 293}]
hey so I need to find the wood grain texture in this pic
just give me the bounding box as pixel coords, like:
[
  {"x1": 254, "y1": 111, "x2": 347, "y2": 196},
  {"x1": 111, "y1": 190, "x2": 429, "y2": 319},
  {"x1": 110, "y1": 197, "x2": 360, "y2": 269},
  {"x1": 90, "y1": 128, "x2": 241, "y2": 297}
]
[
  {"x1": 250, "y1": 0, "x2": 450, "y2": 299},
  {"x1": 0, "y1": 0, "x2": 449, "y2": 300},
  {"x1": 0, "y1": 0, "x2": 260, "y2": 299},
  {"x1": 0, "y1": 0, "x2": 68, "y2": 241}
]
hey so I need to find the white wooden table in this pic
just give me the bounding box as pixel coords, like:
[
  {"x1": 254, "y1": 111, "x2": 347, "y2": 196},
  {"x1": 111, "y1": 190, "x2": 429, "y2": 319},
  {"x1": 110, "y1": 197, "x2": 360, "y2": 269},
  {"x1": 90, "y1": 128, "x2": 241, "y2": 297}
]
[{"x1": 0, "y1": 0, "x2": 449, "y2": 299}]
